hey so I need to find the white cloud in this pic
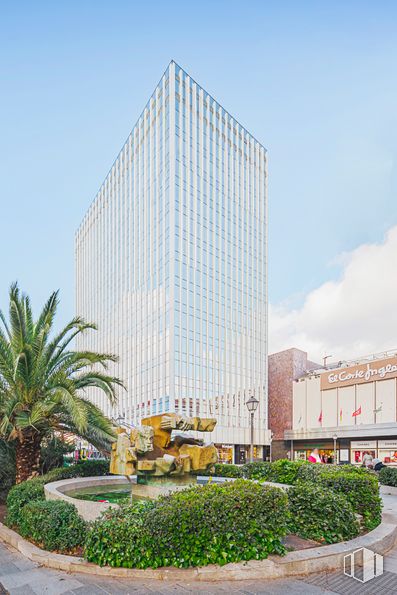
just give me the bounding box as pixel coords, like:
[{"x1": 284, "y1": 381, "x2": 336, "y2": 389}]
[{"x1": 269, "y1": 225, "x2": 397, "y2": 362}]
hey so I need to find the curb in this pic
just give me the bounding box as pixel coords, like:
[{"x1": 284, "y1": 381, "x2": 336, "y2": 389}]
[{"x1": 1, "y1": 519, "x2": 397, "y2": 581}]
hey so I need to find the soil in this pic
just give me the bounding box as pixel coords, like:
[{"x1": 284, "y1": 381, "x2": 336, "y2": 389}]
[
  {"x1": 0, "y1": 505, "x2": 6, "y2": 524},
  {"x1": 283, "y1": 534, "x2": 322, "y2": 550}
]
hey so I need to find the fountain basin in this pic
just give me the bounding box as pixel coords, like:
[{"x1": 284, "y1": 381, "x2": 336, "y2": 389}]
[{"x1": 44, "y1": 475, "x2": 194, "y2": 521}]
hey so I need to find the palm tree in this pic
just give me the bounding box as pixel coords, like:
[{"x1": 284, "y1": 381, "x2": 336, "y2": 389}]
[{"x1": 0, "y1": 283, "x2": 123, "y2": 483}]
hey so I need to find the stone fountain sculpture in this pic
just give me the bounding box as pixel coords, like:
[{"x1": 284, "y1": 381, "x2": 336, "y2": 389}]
[{"x1": 110, "y1": 414, "x2": 218, "y2": 477}]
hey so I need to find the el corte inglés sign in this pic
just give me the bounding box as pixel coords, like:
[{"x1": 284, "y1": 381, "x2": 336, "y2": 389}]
[{"x1": 321, "y1": 356, "x2": 397, "y2": 390}]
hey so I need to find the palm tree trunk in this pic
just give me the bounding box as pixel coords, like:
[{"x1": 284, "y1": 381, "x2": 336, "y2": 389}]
[{"x1": 15, "y1": 431, "x2": 42, "y2": 483}]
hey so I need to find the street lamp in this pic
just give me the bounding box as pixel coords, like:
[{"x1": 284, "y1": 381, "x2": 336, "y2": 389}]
[
  {"x1": 269, "y1": 431, "x2": 274, "y2": 463},
  {"x1": 332, "y1": 434, "x2": 338, "y2": 465},
  {"x1": 246, "y1": 395, "x2": 259, "y2": 463}
]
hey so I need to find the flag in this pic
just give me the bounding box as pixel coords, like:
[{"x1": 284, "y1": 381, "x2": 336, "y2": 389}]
[
  {"x1": 318, "y1": 411, "x2": 323, "y2": 423},
  {"x1": 339, "y1": 408, "x2": 343, "y2": 423},
  {"x1": 352, "y1": 406, "x2": 362, "y2": 417}
]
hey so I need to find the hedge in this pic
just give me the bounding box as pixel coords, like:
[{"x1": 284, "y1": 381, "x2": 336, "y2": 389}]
[
  {"x1": 243, "y1": 459, "x2": 311, "y2": 484},
  {"x1": 379, "y1": 466, "x2": 397, "y2": 487},
  {"x1": 287, "y1": 483, "x2": 360, "y2": 543},
  {"x1": 84, "y1": 480, "x2": 288, "y2": 568},
  {"x1": 196, "y1": 463, "x2": 243, "y2": 478},
  {"x1": 296, "y1": 462, "x2": 370, "y2": 483},
  {"x1": 296, "y1": 464, "x2": 382, "y2": 529},
  {"x1": 204, "y1": 460, "x2": 381, "y2": 531},
  {"x1": 19, "y1": 500, "x2": 86, "y2": 552},
  {"x1": 6, "y1": 459, "x2": 109, "y2": 528}
]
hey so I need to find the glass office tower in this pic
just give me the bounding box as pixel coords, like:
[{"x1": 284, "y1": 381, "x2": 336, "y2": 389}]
[{"x1": 76, "y1": 62, "x2": 269, "y2": 460}]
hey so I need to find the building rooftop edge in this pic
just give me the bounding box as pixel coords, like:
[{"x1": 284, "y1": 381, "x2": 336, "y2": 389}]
[
  {"x1": 76, "y1": 60, "x2": 268, "y2": 236},
  {"x1": 295, "y1": 348, "x2": 397, "y2": 380}
]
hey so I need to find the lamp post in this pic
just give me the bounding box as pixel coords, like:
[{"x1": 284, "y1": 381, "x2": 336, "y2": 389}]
[
  {"x1": 246, "y1": 395, "x2": 259, "y2": 463},
  {"x1": 269, "y1": 431, "x2": 274, "y2": 462},
  {"x1": 332, "y1": 434, "x2": 338, "y2": 465}
]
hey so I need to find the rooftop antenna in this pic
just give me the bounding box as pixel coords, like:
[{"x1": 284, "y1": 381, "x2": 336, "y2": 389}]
[{"x1": 323, "y1": 354, "x2": 333, "y2": 369}]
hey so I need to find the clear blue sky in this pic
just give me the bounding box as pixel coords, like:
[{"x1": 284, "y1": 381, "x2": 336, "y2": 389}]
[{"x1": 1, "y1": 1, "x2": 396, "y2": 326}]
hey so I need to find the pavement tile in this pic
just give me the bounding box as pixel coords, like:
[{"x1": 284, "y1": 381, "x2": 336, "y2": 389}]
[
  {"x1": 243, "y1": 580, "x2": 332, "y2": 594},
  {"x1": 30, "y1": 577, "x2": 83, "y2": 595},
  {"x1": 0, "y1": 563, "x2": 24, "y2": 578},
  {"x1": 79, "y1": 578, "x2": 154, "y2": 595},
  {"x1": 72, "y1": 586, "x2": 109, "y2": 595},
  {"x1": 1, "y1": 569, "x2": 75, "y2": 591},
  {"x1": 8, "y1": 587, "x2": 36, "y2": 595}
]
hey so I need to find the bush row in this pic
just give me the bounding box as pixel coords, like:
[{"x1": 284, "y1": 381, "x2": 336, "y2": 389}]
[
  {"x1": 19, "y1": 500, "x2": 86, "y2": 552},
  {"x1": 85, "y1": 480, "x2": 289, "y2": 568},
  {"x1": 207, "y1": 460, "x2": 382, "y2": 530},
  {"x1": 6, "y1": 459, "x2": 109, "y2": 528},
  {"x1": 84, "y1": 479, "x2": 362, "y2": 568},
  {"x1": 5, "y1": 459, "x2": 109, "y2": 551},
  {"x1": 379, "y1": 466, "x2": 397, "y2": 487},
  {"x1": 5, "y1": 457, "x2": 379, "y2": 565},
  {"x1": 297, "y1": 464, "x2": 382, "y2": 530},
  {"x1": 287, "y1": 483, "x2": 360, "y2": 543}
]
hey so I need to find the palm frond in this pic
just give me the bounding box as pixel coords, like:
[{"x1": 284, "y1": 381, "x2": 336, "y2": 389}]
[{"x1": 0, "y1": 283, "x2": 123, "y2": 458}]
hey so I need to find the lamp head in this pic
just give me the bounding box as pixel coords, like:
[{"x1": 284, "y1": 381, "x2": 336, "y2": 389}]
[{"x1": 246, "y1": 395, "x2": 259, "y2": 413}]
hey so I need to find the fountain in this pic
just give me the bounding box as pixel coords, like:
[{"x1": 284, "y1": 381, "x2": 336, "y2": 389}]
[
  {"x1": 44, "y1": 413, "x2": 219, "y2": 519},
  {"x1": 109, "y1": 412, "x2": 218, "y2": 479}
]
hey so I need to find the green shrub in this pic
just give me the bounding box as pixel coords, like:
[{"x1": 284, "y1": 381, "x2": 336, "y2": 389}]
[
  {"x1": 19, "y1": 500, "x2": 86, "y2": 552},
  {"x1": 85, "y1": 480, "x2": 288, "y2": 569},
  {"x1": 287, "y1": 483, "x2": 360, "y2": 543},
  {"x1": 196, "y1": 463, "x2": 243, "y2": 478},
  {"x1": 270, "y1": 459, "x2": 310, "y2": 484},
  {"x1": 6, "y1": 478, "x2": 45, "y2": 527},
  {"x1": 242, "y1": 460, "x2": 311, "y2": 484},
  {"x1": 6, "y1": 459, "x2": 110, "y2": 528},
  {"x1": 242, "y1": 461, "x2": 272, "y2": 480},
  {"x1": 44, "y1": 459, "x2": 110, "y2": 482},
  {"x1": 84, "y1": 500, "x2": 156, "y2": 568},
  {"x1": 213, "y1": 463, "x2": 243, "y2": 478},
  {"x1": 296, "y1": 463, "x2": 369, "y2": 484},
  {"x1": 297, "y1": 465, "x2": 382, "y2": 530},
  {"x1": 379, "y1": 466, "x2": 397, "y2": 487}
]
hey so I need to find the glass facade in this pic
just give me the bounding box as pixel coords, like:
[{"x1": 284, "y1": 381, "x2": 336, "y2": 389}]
[{"x1": 76, "y1": 61, "x2": 268, "y2": 445}]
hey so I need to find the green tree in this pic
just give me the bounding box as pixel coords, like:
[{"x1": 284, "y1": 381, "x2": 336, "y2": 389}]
[{"x1": 0, "y1": 283, "x2": 123, "y2": 483}]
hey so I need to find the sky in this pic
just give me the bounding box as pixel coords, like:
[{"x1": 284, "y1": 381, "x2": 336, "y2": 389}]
[{"x1": 1, "y1": 1, "x2": 397, "y2": 362}]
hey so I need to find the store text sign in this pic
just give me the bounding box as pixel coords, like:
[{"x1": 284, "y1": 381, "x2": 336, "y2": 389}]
[{"x1": 321, "y1": 356, "x2": 397, "y2": 390}]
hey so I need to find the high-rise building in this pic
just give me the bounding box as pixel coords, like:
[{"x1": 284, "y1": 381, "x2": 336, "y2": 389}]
[{"x1": 75, "y1": 61, "x2": 269, "y2": 463}]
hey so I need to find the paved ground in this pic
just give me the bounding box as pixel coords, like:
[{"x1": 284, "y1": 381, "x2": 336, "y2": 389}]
[{"x1": 1, "y1": 494, "x2": 397, "y2": 594}]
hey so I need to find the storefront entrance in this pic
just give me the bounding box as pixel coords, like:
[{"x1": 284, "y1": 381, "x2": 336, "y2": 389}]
[
  {"x1": 234, "y1": 445, "x2": 263, "y2": 464},
  {"x1": 350, "y1": 440, "x2": 397, "y2": 466},
  {"x1": 216, "y1": 444, "x2": 234, "y2": 464},
  {"x1": 294, "y1": 448, "x2": 337, "y2": 464}
]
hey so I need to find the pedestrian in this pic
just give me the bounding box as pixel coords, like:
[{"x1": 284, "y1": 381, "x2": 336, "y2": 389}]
[
  {"x1": 372, "y1": 458, "x2": 386, "y2": 472},
  {"x1": 361, "y1": 451, "x2": 372, "y2": 467},
  {"x1": 308, "y1": 448, "x2": 322, "y2": 463}
]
